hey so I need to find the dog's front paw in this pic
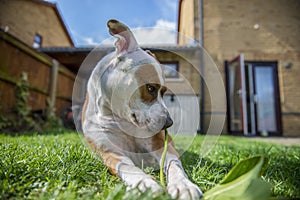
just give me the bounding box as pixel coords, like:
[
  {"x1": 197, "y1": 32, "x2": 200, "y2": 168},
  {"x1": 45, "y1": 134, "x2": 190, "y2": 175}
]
[
  {"x1": 128, "y1": 176, "x2": 163, "y2": 194},
  {"x1": 167, "y1": 178, "x2": 203, "y2": 200},
  {"x1": 138, "y1": 177, "x2": 163, "y2": 193}
]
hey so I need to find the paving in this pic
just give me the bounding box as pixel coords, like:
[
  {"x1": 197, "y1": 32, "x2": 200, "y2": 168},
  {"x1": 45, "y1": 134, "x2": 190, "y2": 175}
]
[{"x1": 248, "y1": 137, "x2": 300, "y2": 146}]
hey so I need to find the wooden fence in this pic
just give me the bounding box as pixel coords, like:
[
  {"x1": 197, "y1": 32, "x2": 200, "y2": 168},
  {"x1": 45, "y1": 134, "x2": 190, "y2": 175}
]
[{"x1": 0, "y1": 30, "x2": 75, "y2": 119}]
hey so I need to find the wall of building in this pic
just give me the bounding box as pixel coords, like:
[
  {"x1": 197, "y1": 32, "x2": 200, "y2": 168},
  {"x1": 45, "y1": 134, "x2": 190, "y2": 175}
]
[
  {"x1": 178, "y1": 0, "x2": 300, "y2": 136},
  {"x1": 0, "y1": 0, "x2": 73, "y2": 48},
  {"x1": 203, "y1": 0, "x2": 300, "y2": 136},
  {"x1": 178, "y1": 0, "x2": 196, "y2": 45},
  {"x1": 153, "y1": 48, "x2": 201, "y2": 96}
]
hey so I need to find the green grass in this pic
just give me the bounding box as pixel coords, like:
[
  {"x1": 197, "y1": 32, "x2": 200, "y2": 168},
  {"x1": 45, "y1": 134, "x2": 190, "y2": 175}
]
[{"x1": 0, "y1": 132, "x2": 299, "y2": 199}]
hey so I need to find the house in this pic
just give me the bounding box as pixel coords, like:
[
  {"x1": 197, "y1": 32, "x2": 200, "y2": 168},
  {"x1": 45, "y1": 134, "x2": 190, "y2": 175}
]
[
  {"x1": 12, "y1": 0, "x2": 298, "y2": 136},
  {"x1": 0, "y1": 0, "x2": 74, "y2": 48},
  {"x1": 0, "y1": 0, "x2": 75, "y2": 124},
  {"x1": 178, "y1": 0, "x2": 300, "y2": 136}
]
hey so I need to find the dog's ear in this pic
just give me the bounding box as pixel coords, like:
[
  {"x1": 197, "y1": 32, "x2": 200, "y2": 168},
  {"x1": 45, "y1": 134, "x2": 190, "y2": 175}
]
[{"x1": 107, "y1": 19, "x2": 139, "y2": 53}]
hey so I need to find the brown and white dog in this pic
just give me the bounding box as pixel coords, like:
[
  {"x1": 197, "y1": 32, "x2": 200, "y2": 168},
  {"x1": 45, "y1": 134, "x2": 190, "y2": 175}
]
[{"x1": 81, "y1": 19, "x2": 202, "y2": 200}]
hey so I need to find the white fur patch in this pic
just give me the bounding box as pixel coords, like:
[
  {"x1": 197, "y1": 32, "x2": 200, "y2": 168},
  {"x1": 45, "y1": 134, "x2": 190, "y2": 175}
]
[{"x1": 117, "y1": 162, "x2": 162, "y2": 193}]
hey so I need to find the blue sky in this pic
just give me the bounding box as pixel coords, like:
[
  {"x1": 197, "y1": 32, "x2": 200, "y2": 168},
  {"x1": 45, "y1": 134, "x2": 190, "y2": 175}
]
[{"x1": 46, "y1": 0, "x2": 179, "y2": 46}]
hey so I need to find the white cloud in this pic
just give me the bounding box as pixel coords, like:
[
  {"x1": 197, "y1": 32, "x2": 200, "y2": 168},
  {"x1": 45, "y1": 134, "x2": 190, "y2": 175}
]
[
  {"x1": 133, "y1": 19, "x2": 177, "y2": 45},
  {"x1": 155, "y1": 19, "x2": 177, "y2": 30},
  {"x1": 133, "y1": 28, "x2": 176, "y2": 45},
  {"x1": 71, "y1": 30, "x2": 101, "y2": 46},
  {"x1": 82, "y1": 37, "x2": 98, "y2": 45}
]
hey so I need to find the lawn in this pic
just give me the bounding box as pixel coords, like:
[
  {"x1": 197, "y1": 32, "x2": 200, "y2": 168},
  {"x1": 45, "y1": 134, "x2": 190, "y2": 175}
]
[{"x1": 0, "y1": 132, "x2": 299, "y2": 199}]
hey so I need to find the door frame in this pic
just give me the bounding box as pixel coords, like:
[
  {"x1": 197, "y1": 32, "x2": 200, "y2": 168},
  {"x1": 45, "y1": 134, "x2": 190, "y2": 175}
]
[{"x1": 225, "y1": 59, "x2": 282, "y2": 136}]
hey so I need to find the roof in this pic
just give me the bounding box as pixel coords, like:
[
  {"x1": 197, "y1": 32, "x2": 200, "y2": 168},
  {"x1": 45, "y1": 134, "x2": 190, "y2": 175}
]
[
  {"x1": 40, "y1": 45, "x2": 200, "y2": 73},
  {"x1": 32, "y1": 0, "x2": 75, "y2": 46},
  {"x1": 40, "y1": 45, "x2": 200, "y2": 53}
]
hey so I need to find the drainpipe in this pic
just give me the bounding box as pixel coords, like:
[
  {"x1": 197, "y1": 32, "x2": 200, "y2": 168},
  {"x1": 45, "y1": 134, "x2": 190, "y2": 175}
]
[{"x1": 198, "y1": 0, "x2": 205, "y2": 134}]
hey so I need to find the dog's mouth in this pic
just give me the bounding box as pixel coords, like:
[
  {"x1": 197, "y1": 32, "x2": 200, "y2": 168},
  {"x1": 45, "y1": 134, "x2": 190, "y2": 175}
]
[
  {"x1": 130, "y1": 112, "x2": 150, "y2": 128},
  {"x1": 130, "y1": 110, "x2": 171, "y2": 132},
  {"x1": 131, "y1": 112, "x2": 139, "y2": 126},
  {"x1": 130, "y1": 111, "x2": 152, "y2": 129}
]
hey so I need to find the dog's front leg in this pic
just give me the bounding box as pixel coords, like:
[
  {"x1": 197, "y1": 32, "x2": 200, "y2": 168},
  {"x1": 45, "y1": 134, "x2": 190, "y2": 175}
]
[
  {"x1": 165, "y1": 154, "x2": 203, "y2": 200},
  {"x1": 152, "y1": 132, "x2": 203, "y2": 200},
  {"x1": 101, "y1": 151, "x2": 162, "y2": 193}
]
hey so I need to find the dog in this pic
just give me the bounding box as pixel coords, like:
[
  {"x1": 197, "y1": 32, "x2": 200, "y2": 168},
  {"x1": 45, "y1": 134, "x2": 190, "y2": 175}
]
[{"x1": 81, "y1": 19, "x2": 202, "y2": 200}]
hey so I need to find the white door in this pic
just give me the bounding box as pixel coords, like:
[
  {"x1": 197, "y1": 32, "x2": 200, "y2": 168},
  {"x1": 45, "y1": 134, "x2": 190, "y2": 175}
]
[{"x1": 226, "y1": 54, "x2": 249, "y2": 135}]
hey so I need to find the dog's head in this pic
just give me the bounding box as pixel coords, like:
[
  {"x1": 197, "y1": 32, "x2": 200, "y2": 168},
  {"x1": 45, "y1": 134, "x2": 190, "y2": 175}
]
[{"x1": 102, "y1": 19, "x2": 172, "y2": 136}]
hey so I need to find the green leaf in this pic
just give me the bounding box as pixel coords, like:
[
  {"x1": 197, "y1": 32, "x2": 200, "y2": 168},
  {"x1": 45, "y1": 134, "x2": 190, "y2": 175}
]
[
  {"x1": 221, "y1": 156, "x2": 269, "y2": 184},
  {"x1": 204, "y1": 155, "x2": 271, "y2": 200}
]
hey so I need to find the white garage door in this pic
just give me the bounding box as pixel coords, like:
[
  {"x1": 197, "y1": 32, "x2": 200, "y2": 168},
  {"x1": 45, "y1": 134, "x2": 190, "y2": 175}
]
[{"x1": 163, "y1": 95, "x2": 200, "y2": 135}]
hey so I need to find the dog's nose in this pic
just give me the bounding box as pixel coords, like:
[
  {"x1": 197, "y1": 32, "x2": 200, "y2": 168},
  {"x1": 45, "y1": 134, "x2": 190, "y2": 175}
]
[{"x1": 162, "y1": 114, "x2": 173, "y2": 130}]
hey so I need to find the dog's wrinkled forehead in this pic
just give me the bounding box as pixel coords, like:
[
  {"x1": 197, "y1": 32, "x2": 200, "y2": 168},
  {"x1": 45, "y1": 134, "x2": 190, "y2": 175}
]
[
  {"x1": 135, "y1": 63, "x2": 162, "y2": 85},
  {"x1": 133, "y1": 53, "x2": 164, "y2": 86},
  {"x1": 116, "y1": 49, "x2": 165, "y2": 84}
]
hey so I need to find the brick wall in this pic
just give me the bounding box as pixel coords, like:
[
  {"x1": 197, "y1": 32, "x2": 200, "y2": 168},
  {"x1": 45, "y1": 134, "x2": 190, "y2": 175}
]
[
  {"x1": 0, "y1": 0, "x2": 73, "y2": 47},
  {"x1": 179, "y1": 0, "x2": 300, "y2": 136}
]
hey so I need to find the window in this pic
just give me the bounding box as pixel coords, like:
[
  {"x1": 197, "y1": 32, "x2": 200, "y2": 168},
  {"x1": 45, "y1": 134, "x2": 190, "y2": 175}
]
[
  {"x1": 162, "y1": 63, "x2": 179, "y2": 78},
  {"x1": 33, "y1": 33, "x2": 42, "y2": 48}
]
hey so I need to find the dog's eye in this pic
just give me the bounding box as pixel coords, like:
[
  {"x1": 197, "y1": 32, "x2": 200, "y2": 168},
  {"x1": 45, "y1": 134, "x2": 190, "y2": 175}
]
[{"x1": 146, "y1": 84, "x2": 156, "y2": 94}]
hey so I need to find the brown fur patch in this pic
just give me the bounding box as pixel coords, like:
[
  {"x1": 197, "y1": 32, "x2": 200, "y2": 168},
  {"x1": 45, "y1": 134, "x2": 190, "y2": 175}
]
[
  {"x1": 135, "y1": 64, "x2": 165, "y2": 103},
  {"x1": 81, "y1": 92, "x2": 89, "y2": 123},
  {"x1": 151, "y1": 130, "x2": 180, "y2": 158},
  {"x1": 107, "y1": 19, "x2": 128, "y2": 35},
  {"x1": 83, "y1": 100, "x2": 121, "y2": 175},
  {"x1": 85, "y1": 135, "x2": 123, "y2": 175},
  {"x1": 101, "y1": 151, "x2": 124, "y2": 175}
]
